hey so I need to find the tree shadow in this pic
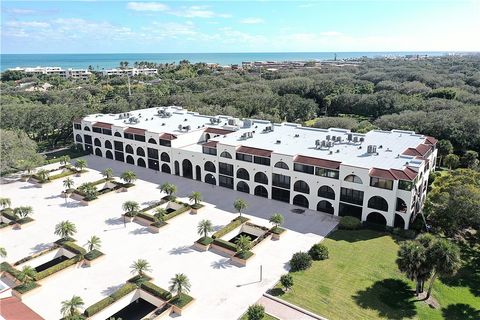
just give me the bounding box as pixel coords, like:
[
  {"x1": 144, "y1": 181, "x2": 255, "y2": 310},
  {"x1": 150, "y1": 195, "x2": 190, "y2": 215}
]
[
  {"x1": 168, "y1": 246, "x2": 194, "y2": 255},
  {"x1": 44, "y1": 194, "x2": 62, "y2": 200},
  {"x1": 267, "y1": 288, "x2": 285, "y2": 297},
  {"x1": 129, "y1": 227, "x2": 149, "y2": 235},
  {"x1": 30, "y1": 242, "x2": 53, "y2": 254},
  {"x1": 211, "y1": 258, "x2": 233, "y2": 269},
  {"x1": 441, "y1": 303, "x2": 480, "y2": 320},
  {"x1": 352, "y1": 278, "x2": 417, "y2": 320},
  {"x1": 105, "y1": 217, "x2": 125, "y2": 226},
  {"x1": 212, "y1": 225, "x2": 224, "y2": 232},
  {"x1": 328, "y1": 229, "x2": 389, "y2": 243},
  {"x1": 101, "y1": 283, "x2": 124, "y2": 296}
]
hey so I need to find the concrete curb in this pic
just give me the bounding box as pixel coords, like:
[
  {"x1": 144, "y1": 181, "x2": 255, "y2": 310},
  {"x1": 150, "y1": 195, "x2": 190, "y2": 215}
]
[{"x1": 262, "y1": 293, "x2": 329, "y2": 320}]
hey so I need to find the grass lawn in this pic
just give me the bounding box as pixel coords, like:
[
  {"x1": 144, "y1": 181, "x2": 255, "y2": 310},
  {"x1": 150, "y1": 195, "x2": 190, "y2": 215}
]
[{"x1": 273, "y1": 229, "x2": 479, "y2": 320}]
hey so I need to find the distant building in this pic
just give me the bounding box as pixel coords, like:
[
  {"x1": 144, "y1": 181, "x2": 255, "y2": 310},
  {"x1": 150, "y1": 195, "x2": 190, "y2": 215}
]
[
  {"x1": 7, "y1": 66, "x2": 91, "y2": 79},
  {"x1": 101, "y1": 68, "x2": 158, "y2": 77}
]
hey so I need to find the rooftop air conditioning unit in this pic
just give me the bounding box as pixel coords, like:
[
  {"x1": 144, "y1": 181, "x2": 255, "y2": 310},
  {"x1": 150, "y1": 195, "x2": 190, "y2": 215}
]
[
  {"x1": 178, "y1": 124, "x2": 183, "y2": 130},
  {"x1": 336, "y1": 136, "x2": 341, "y2": 142},
  {"x1": 276, "y1": 140, "x2": 281, "y2": 144},
  {"x1": 367, "y1": 145, "x2": 377, "y2": 154},
  {"x1": 353, "y1": 136, "x2": 359, "y2": 143},
  {"x1": 315, "y1": 139, "x2": 321, "y2": 147},
  {"x1": 326, "y1": 135, "x2": 331, "y2": 140},
  {"x1": 321, "y1": 140, "x2": 326, "y2": 147},
  {"x1": 359, "y1": 137, "x2": 365, "y2": 142},
  {"x1": 347, "y1": 133, "x2": 353, "y2": 141},
  {"x1": 331, "y1": 135, "x2": 336, "y2": 141}
]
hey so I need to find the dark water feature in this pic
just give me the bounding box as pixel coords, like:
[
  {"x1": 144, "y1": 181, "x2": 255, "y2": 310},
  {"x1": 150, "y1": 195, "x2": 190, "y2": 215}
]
[
  {"x1": 34, "y1": 255, "x2": 69, "y2": 272},
  {"x1": 229, "y1": 232, "x2": 258, "y2": 244},
  {"x1": 106, "y1": 298, "x2": 156, "y2": 320}
]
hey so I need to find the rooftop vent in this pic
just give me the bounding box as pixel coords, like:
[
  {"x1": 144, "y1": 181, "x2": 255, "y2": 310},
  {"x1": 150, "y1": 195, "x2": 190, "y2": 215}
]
[
  {"x1": 359, "y1": 137, "x2": 365, "y2": 142},
  {"x1": 367, "y1": 145, "x2": 377, "y2": 154},
  {"x1": 336, "y1": 149, "x2": 340, "y2": 153},
  {"x1": 162, "y1": 123, "x2": 165, "y2": 126},
  {"x1": 276, "y1": 140, "x2": 281, "y2": 144},
  {"x1": 326, "y1": 135, "x2": 331, "y2": 141},
  {"x1": 353, "y1": 136, "x2": 359, "y2": 143},
  {"x1": 294, "y1": 134, "x2": 300, "y2": 138},
  {"x1": 329, "y1": 150, "x2": 333, "y2": 154}
]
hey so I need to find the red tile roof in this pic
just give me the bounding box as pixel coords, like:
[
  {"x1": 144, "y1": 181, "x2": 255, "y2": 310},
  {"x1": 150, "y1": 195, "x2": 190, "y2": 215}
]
[
  {"x1": 159, "y1": 133, "x2": 177, "y2": 140},
  {"x1": 236, "y1": 146, "x2": 272, "y2": 157},
  {"x1": 0, "y1": 297, "x2": 44, "y2": 320},
  {"x1": 293, "y1": 155, "x2": 341, "y2": 169},
  {"x1": 204, "y1": 127, "x2": 235, "y2": 135},
  {"x1": 203, "y1": 140, "x2": 218, "y2": 148},
  {"x1": 370, "y1": 168, "x2": 396, "y2": 180},
  {"x1": 124, "y1": 127, "x2": 146, "y2": 135},
  {"x1": 402, "y1": 143, "x2": 432, "y2": 157},
  {"x1": 92, "y1": 122, "x2": 112, "y2": 129},
  {"x1": 424, "y1": 136, "x2": 438, "y2": 145},
  {"x1": 377, "y1": 167, "x2": 418, "y2": 181}
]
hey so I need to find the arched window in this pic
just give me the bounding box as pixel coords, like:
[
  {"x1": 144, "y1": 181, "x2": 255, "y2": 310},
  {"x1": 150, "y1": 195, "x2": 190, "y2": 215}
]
[
  {"x1": 75, "y1": 134, "x2": 83, "y2": 143},
  {"x1": 293, "y1": 194, "x2": 309, "y2": 208},
  {"x1": 94, "y1": 148, "x2": 102, "y2": 157},
  {"x1": 83, "y1": 126, "x2": 90, "y2": 131},
  {"x1": 236, "y1": 168, "x2": 250, "y2": 180},
  {"x1": 205, "y1": 133, "x2": 211, "y2": 141},
  {"x1": 220, "y1": 151, "x2": 232, "y2": 159},
  {"x1": 125, "y1": 145, "x2": 134, "y2": 154},
  {"x1": 294, "y1": 180, "x2": 310, "y2": 194},
  {"x1": 182, "y1": 159, "x2": 193, "y2": 179},
  {"x1": 148, "y1": 138, "x2": 157, "y2": 144},
  {"x1": 254, "y1": 185, "x2": 268, "y2": 198},
  {"x1": 94, "y1": 138, "x2": 101, "y2": 147},
  {"x1": 137, "y1": 158, "x2": 146, "y2": 167},
  {"x1": 318, "y1": 185, "x2": 335, "y2": 200},
  {"x1": 205, "y1": 173, "x2": 216, "y2": 185},
  {"x1": 114, "y1": 132, "x2": 122, "y2": 137},
  {"x1": 136, "y1": 147, "x2": 145, "y2": 157},
  {"x1": 396, "y1": 198, "x2": 407, "y2": 213},
  {"x1": 126, "y1": 155, "x2": 135, "y2": 165},
  {"x1": 366, "y1": 212, "x2": 387, "y2": 226},
  {"x1": 160, "y1": 152, "x2": 170, "y2": 162},
  {"x1": 106, "y1": 150, "x2": 113, "y2": 159},
  {"x1": 161, "y1": 164, "x2": 171, "y2": 174},
  {"x1": 368, "y1": 196, "x2": 389, "y2": 212},
  {"x1": 317, "y1": 200, "x2": 334, "y2": 214},
  {"x1": 204, "y1": 161, "x2": 216, "y2": 173},
  {"x1": 237, "y1": 181, "x2": 250, "y2": 193},
  {"x1": 254, "y1": 172, "x2": 268, "y2": 184},
  {"x1": 344, "y1": 174, "x2": 363, "y2": 184},
  {"x1": 105, "y1": 140, "x2": 112, "y2": 149},
  {"x1": 274, "y1": 161, "x2": 289, "y2": 170},
  {"x1": 394, "y1": 214, "x2": 405, "y2": 229}
]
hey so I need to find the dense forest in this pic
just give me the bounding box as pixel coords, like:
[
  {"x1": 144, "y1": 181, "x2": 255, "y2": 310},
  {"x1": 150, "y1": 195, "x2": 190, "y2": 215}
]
[{"x1": 1, "y1": 56, "x2": 479, "y2": 172}]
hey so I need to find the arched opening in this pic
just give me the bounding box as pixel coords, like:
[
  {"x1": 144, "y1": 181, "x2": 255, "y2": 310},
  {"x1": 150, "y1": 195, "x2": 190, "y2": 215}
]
[
  {"x1": 236, "y1": 168, "x2": 250, "y2": 180},
  {"x1": 75, "y1": 134, "x2": 83, "y2": 143},
  {"x1": 205, "y1": 173, "x2": 216, "y2": 185},
  {"x1": 339, "y1": 203, "x2": 362, "y2": 219},
  {"x1": 94, "y1": 148, "x2": 102, "y2": 157},
  {"x1": 114, "y1": 132, "x2": 122, "y2": 137},
  {"x1": 237, "y1": 181, "x2": 250, "y2": 193},
  {"x1": 318, "y1": 185, "x2": 335, "y2": 200},
  {"x1": 174, "y1": 161, "x2": 180, "y2": 175},
  {"x1": 136, "y1": 147, "x2": 145, "y2": 157},
  {"x1": 205, "y1": 133, "x2": 211, "y2": 141},
  {"x1": 293, "y1": 194, "x2": 309, "y2": 208},
  {"x1": 254, "y1": 185, "x2": 268, "y2": 198},
  {"x1": 368, "y1": 196, "x2": 389, "y2": 212},
  {"x1": 204, "y1": 161, "x2": 216, "y2": 173},
  {"x1": 106, "y1": 150, "x2": 113, "y2": 159},
  {"x1": 126, "y1": 155, "x2": 135, "y2": 165},
  {"x1": 83, "y1": 126, "x2": 90, "y2": 131},
  {"x1": 366, "y1": 212, "x2": 387, "y2": 226},
  {"x1": 317, "y1": 200, "x2": 334, "y2": 214},
  {"x1": 196, "y1": 165, "x2": 201, "y2": 181},
  {"x1": 274, "y1": 161, "x2": 289, "y2": 170},
  {"x1": 182, "y1": 159, "x2": 193, "y2": 179},
  {"x1": 105, "y1": 140, "x2": 112, "y2": 149},
  {"x1": 344, "y1": 174, "x2": 363, "y2": 184},
  {"x1": 161, "y1": 164, "x2": 171, "y2": 174},
  {"x1": 94, "y1": 138, "x2": 101, "y2": 147},
  {"x1": 220, "y1": 151, "x2": 232, "y2": 159},
  {"x1": 293, "y1": 180, "x2": 310, "y2": 194},
  {"x1": 160, "y1": 152, "x2": 170, "y2": 162},
  {"x1": 137, "y1": 158, "x2": 146, "y2": 167},
  {"x1": 254, "y1": 172, "x2": 268, "y2": 184},
  {"x1": 394, "y1": 214, "x2": 405, "y2": 229},
  {"x1": 396, "y1": 198, "x2": 407, "y2": 213},
  {"x1": 148, "y1": 138, "x2": 157, "y2": 144},
  {"x1": 125, "y1": 145, "x2": 134, "y2": 154}
]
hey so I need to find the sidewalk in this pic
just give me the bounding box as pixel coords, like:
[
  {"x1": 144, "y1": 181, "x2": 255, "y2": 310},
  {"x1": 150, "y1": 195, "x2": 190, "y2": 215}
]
[{"x1": 258, "y1": 294, "x2": 327, "y2": 320}]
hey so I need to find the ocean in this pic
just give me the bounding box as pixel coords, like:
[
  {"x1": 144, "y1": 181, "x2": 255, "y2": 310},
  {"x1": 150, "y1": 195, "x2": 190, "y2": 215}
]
[{"x1": 0, "y1": 52, "x2": 450, "y2": 71}]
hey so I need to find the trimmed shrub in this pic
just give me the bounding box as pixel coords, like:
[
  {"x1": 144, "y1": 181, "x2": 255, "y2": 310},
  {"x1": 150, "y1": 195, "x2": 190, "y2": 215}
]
[
  {"x1": 308, "y1": 243, "x2": 329, "y2": 261},
  {"x1": 140, "y1": 281, "x2": 172, "y2": 301},
  {"x1": 234, "y1": 251, "x2": 254, "y2": 260},
  {"x1": 170, "y1": 293, "x2": 193, "y2": 309},
  {"x1": 212, "y1": 239, "x2": 237, "y2": 252},
  {"x1": 163, "y1": 205, "x2": 190, "y2": 221},
  {"x1": 246, "y1": 304, "x2": 265, "y2": 320},
  {"x1": 128, "y1": 274, "x2": 152, "y2": 286},
  {"x1": 280, "y1": 274, "x2": 293, "y2": 291},
  {"x1": 289, "y1": 251, "x2": 312, "y2": 272},
  {"x1": 84, "y1": 297, "x2": 115, "y2": 317},
  {"x1": 34, "y1": 257, "x2": 78, "y2": 280},
  {"x1": 0, "y1": 262, "x2": 20, "y2": 279},
  {"x1": 84, "y1": 249, "x2": 104, "y2": 261},
  {"x1": 1, "y1": 208, "x2": 17, "y2": 221},
  {"x1": 17, "y1": 217, "x2": 34, "y2": 225},
  {"x1": 62, "y1": 242, "x2": 87, "y2": 256},
  {"x1": 13, "y1": 282, "x2": 39, "y2": 294},
  {"x1": 271, "y1": 226, "x2": 286, "y2": 235},
  {"x1": 212, "y1": 216, "x2": 249, "y2": 239},
  {"x1": 196, "y1": 236, "x2": 213, "y2": 246},
  {"x1": 136, "y1": 212, "x2": 155, "y2": 222},
  {"x1": 338, "y1": 216, "x2": 362, "y2": 230},
  {"x1": 109, "y1": 283, "x2": 136, "y2": 300}
]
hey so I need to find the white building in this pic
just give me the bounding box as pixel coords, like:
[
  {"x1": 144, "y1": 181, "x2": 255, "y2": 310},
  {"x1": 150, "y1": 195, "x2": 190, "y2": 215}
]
[
  {"x1": 7, "y1": 66, "x2": 91, "y2": 79},
  {"x1": 73, "y1": 106, "x2": 438, "y2": 229},
  {"x1": 101, "y1": 68, "x2": 158, "y2": 77}
]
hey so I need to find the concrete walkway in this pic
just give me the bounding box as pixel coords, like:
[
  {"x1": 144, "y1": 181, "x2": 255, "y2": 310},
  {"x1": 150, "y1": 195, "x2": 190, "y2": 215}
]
[{"x1": 258, "y1": 294, "x2": 327, "y2": 320}]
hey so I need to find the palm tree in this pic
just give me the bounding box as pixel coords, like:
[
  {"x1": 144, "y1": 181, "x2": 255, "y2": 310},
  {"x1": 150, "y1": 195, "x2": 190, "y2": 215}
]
[
  {"x1": 13, "y1": 206, "x2": 33, "y2": 220},
  {"x1": 189, "y1": 192, "x2": 202, "y2": 207},
  {"x1": 0, "y1": 198, "x2": 11, "y2": 209},
  {"x1": 197, "y1": 219, "x2": 213, "y2": 238},
  {"x1": 79, "y1": 182, "x2": 98, "y2": 200},
  {"x1": 269, "y1": 213, "x2": 284, "y2": 229},
  {"x1": 235, "y1": 234, "x2": 252, "y2": 255},
  {"x1": 60, "y1": 155, "x2": 71, "y2": 166},
  {"x1": 0, "y1": 247, "x2": 6, "y2": 258},
  {"x1": 18, "y1": 265, "x2": 37, "y2": 284},
  {"x1": 86, "y1": 235, "x2": 101, "y2": 252},
  {"x1": 169, "y1": 273, "x2": 191, "y2": 298},
  {"x1": 122, "y1": 201, "x2": 140, "y2": 217},
  {"x1": 154, "y1": 207, "x2": 167, "y2": 223},
  {"x1": 396, "y1": 240, "x2": 431, "y2": 296},
  {"x1": 54, "y1": 220, "x2": 77, "y2": 240},
  {"x1": 102, "y1": 168, "x2": 114, "y2": 181},
  {"x1": 233, "y1": 198, "x2": 248, "y2": 217},
  {"x1": 160, "y1": 182, "x2": 177, "y2": 200},
  {"x1": 60, "y1": 295, "x2": 84, "y2": 317},
  {"x1": 36, "y1": 169, "x2": 50, "y2": 183},
  {"x1": 121, "y1": 170, "x2": 137, "y2": 184},
  {"x1": 74, "y1": 159, "x2": 87, "y2": 173},
  {"x1": 130, "y1": 259, "x2": 151, "y2": 277},
  {"x1": 63, "y1": 178, "x2": 75, "y2": 193}
]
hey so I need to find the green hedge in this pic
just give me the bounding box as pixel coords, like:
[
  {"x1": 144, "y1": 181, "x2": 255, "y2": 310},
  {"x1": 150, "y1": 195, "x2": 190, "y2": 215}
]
[
  {"x1": 196, "y1": 236, "x2": 213, "y2": 246},
  {"x1": 212, "y1": 238, "x2": 237, "y2": 252},
  {"x1": 140, "y1": 200, "x2": 167, "y2": 212},
  {"x1": 84, "y1": 249, "x2": 104, "y2": 261},
  {"x1": 14, "y1": 246, "x2": 58, "y2": 266},
  {"x1": 14, "y1": 282, "x2": 39, "y2": 294},
  {"x1": 212, "y1": 216, "x2": 249, "y2": 239},
  {"x1": 271, "y1": 226, "x2": 286, "y2": 235},
  {"x1": 140, "y1": 281, "x2": 172, "y2": 301},
  {"x1": 109, "y1": 283, "x2": 137, "y2": 300},
  {"x1": 34, "y1": 257, "x2": 79, "y2": 281},
  {"x1": 164, "y1": 204, "x2": 190, "y2": 221},
  {"x1": 338, "y1": 216, "x2": 362, "y2": 230},
  {"x1": 84, "y1": 283, "x2": 137, "y2": 317},
  {"x1": 136, "y1": 212, "x2": 155, "y2": 222},
  {"x1": 49, "y1": 168, "x2": 77, "y2": 181},
  {"x1": 1, "y1": 208, "x2": 16, "y2": 221},
  {"x1": 170, "y1": 293, "x2": 194, "y2": 308},
  {"x1": 62, "y1": 242, "x2": 87, "y2": 255},
  {"x1": 234, "y1": 251, "x2": 254, "y2": 260},
  {"x1": 0, "y1": 262, "x2": 20, "y2": 279},
  {"x1": 127, "y1": 274, "x2": 152, "y2": 286},
  {"x1": 17, "y1": 217, "x2": 34, "y2": 225}
]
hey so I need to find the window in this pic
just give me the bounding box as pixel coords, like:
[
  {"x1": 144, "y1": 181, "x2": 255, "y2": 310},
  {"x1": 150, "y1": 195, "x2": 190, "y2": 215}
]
[
  {"x1": 114, "y1": 132, "x2": 122, "y2": 137},
  {"x1": 315, "y1": 167, "x2": 339, "y2": 179},
  {"x1": 94, "y1": 138, "x2": 101, "y2": 147},
  {"x1": 160, "y1": 152, "x2": 170, "y2": 162},
  {"x1": 254, "y1": 156, "x2": 270, "y2": 166},
  {"x1": 340, "y1": 187, "x2": 364, "y2": 205},
  {"x1": 102, "y1": 128, "x2": 112, "y2": 136},
  {"x1": 237, "y1": 181, "x2": 250, "y2": 193},
  {"x1": 219, "y1": 162, "x2": 233, "y2": 176},
  {"x1": 83, "y1": 126, "x2": 90, "y2": 131},
  {"x1": 236, "y1": 153, "x2": 253, "y2": 162},
  {"x1": 368, "y1": 196, "x2": 389, "y2": 211},
  {"x1": 254, "y1": 186, "x2": 268, "y2": 198},
  {"x1": 202, "y1": 147, "x2": 217, "y2": 156},
  {"x1": 75, "y1": 134, "x2": 82, "y2": 143},
  {"x1": 220, "y1": 151, "x2": 232, "y2": 159},
  {"x1": 147, "y1": 147, "x2": 159, "y2": 159},
  {"x1": 134, "y1": 134, "x2": 145, "y2": 142},
  {"x1": 114, "y1": 141, "x2": 123, "y2": 151},
  {"x1": 254, "y1": 172, "x2": 268, "y2": 184},
  {"x1": 344, "y1": 174, "x2": 363, "y2": 184},
  {"x1": 370, "y1": 177, "x2": 393, "y2": 190},
  {"x1": 219, "y1": 175, "x2": 234, "y2": 189},
  {"x1": 236, "y1": 168, "x2": 250, "y2": 180},
  {"x1": 272, "y1": 187, "x2": 290, "y2": 203},
  {"x1": 124, "y1": 132, "x2": 134, "y2": 140},
  {"x1": 148, "y1": 138, "x2": 157, "y2": 144},
  {"x1": 148, "y1": 159, "x2": 159, "y2": 171},
  {"x1": 274, "y1": 161, "x2": 289, "y2": 170},
  {"x1": 114, "y1": 151, "x2": 124, "y2": 162},
  {"x1": 159, "y1": 139, "x2": 171, "y2": 147},
  {"x1": 294, "y1": 163, "x2": 314, "y2": 175},
  {"x1": 294, "y1": 180, "x2": 310, "y2": 194},
  {"x1": 272, "y1": 173, "x2": 291, "y2": 189},
  {"x1": 204, "y1": 161, "x2": 216, "y2": 173},
  {"x1": 293, "y1": 195, "x2": 309, "y2": 208},
  {"x1": 318, "y1": 186, "x2": 335, "y2": 200},
  {"x1": 84, "y1": 134, "x2": 92, "y2": 145},
  {"x1": 74, "y1": 123, "x2": 81, "y2": 130},
  {"x1": 396, "y1": 198, "x2": 407, "y2": 213},
  {"x1": 105, "y1": 141, "x2": 112, "y2": 149},
  {"x1": 125, "y1": 145, "x2": 134, "y2": 154},
  {"x1": 136, "y1": 147, "x2": 145, "y2": 157},
  {"x1": 317, "y1": 201, "x2": 334, "y2": 214},
  {"x1": 398, "y1": 180, "x2": 413, "y2": 191},
  {"x1": 92, "y1": 127, "x2": 102, "y2": 133}
]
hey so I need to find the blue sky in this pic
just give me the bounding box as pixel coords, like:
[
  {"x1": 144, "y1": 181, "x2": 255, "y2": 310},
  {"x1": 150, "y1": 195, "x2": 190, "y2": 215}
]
[{"x1": 1, "y1": 1, "x2": 479, "y2": 53}]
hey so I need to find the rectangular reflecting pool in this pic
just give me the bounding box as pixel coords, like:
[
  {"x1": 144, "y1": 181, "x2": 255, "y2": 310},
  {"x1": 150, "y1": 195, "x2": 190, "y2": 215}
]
[
  {"x1": 34, "y1": 255, "x2": 69, "y2": 272},
  {"x1": 229, "y1": 232, "x2": 258, "y2": 244},
  {"x1": 106, "y1": 298, "x2": 156, "y2": 320},
  {"x1": 166, "y1": 208, "x2": 176, "y2": 214}
]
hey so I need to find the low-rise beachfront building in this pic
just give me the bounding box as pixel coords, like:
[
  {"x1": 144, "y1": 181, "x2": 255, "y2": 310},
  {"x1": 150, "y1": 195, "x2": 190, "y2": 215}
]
[
  {"x1": 73, "y1": 106, "x2": 437, "y2": 229},
  {"x1": 101, "y1": 68, "x2": 158, "y2": 77},
  {"x1": 7, "y1": 66, "x2": 92, "y2": 79}
]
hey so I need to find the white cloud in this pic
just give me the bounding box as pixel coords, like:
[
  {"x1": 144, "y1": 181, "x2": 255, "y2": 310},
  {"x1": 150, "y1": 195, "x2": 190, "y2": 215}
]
[
  {"x1": 127, "y1": 2, "x2": 169, "y2": 12},
  {"x1": 4, "y1": 8, "x2": 37, "y2": 15},
  {"x1": 5, "y1": 21, "x2": 50, "y2": 28},
  {"x1": 319, "y1": 31, "x2": 343, "y2": 36},
  {"x1": 240, "y1": 17, "x2": 264, "y2": 24},
  {"x1": 171, "y1": 6, "x2": 231, "y2": 18}
]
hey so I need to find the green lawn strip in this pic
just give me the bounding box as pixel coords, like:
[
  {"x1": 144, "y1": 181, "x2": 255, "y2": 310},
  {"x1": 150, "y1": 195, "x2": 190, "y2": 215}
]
[
  {"x1": 239, "y1": 312, "x2": 279, "y2": 320},
  {"x1": 276, "y1": 229, "x2": 480, "y2": 320}
]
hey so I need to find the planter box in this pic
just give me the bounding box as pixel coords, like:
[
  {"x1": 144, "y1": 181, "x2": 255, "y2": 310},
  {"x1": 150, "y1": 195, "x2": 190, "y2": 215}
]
[
  {"x1": 116, "y1": 187, "x2": 128, "y2": 193},
  {"x1": 231, "y1": 252, "x2": 255, "y2": 267},
  {"x1": 20, "y1": 175, "x2": 30, "y2": 182},
  {"x1": 271, "y1": 229, "x2": 286, "y2": 240},
  {"x1": 83, "y1": 254, "x2": 104, "y2": 267},
  {"x1": 210, "y1": 243, "x2": 235, "y2": 257},
  {"x1": 171, "y1": 298, "x2": 195, "y2": 316},
  {"x1": 193, "y1": 242, "x2": 210, "y2": 252},
  {"x1": 122, "y1": 214, "x2": 134, "y2": 223},
  {"x1": 151, "y1": 305, "x2": 173, "y2": 319},
  {"x1": 134, "y1": 215, "x2": 153, "y2": 227},
  {"x1": 189, "y1": 205, "x2": 205, "y2": 215}
]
